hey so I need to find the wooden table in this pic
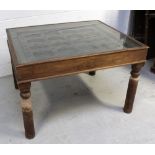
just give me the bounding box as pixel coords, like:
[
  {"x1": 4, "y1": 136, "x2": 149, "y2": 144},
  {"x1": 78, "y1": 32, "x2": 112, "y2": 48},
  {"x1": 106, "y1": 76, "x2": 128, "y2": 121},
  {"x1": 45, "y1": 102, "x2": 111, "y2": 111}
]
[{"x1": 6, "y1": 20, "x2": 148, "y2": 139}]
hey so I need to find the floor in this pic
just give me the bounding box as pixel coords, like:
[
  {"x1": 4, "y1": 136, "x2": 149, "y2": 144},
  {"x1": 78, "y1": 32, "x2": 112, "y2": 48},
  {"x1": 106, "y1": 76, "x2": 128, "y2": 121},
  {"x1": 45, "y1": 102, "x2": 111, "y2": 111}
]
[{"x1": 0, "y1": 61, "x2": 155, "y2": 144}]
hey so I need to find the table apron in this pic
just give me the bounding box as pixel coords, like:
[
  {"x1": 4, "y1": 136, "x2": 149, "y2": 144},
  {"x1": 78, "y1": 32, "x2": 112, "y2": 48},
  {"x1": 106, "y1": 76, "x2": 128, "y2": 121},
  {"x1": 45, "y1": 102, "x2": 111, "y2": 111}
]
[{"x1": 16, "y1": 49, "x2": 147, "y2": 83}]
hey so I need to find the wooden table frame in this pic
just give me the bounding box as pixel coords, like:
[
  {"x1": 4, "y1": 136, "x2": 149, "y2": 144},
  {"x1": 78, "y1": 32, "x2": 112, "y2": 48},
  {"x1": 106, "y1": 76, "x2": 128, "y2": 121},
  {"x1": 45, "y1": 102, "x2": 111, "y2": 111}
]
[{"x1": 7, "y1": 21, "x2": 148, "y2": 139}]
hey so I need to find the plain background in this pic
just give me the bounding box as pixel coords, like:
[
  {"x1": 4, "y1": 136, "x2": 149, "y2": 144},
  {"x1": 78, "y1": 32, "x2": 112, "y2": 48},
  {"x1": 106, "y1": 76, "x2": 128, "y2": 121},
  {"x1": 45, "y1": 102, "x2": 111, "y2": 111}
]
[{"x1": 0, "y1": 10, "x2": 130, "y2": 77}]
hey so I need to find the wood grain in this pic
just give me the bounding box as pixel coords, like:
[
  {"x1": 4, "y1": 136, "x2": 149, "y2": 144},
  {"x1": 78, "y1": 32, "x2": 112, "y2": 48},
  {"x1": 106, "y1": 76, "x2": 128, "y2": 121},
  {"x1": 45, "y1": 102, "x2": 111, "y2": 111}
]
[
  {"x1": 124, "y1": 63, "x2": 145, "y2": 113},
  {"x1": 16, "y1": 49, "x2": 147, "y2": 83}
]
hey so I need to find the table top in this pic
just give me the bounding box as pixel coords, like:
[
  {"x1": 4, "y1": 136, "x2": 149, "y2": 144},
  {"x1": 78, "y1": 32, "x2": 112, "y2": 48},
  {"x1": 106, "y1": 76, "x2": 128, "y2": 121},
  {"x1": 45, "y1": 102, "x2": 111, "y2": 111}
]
[{"x1": 7, "y1": 20, "x2": 145, "y2": 65}]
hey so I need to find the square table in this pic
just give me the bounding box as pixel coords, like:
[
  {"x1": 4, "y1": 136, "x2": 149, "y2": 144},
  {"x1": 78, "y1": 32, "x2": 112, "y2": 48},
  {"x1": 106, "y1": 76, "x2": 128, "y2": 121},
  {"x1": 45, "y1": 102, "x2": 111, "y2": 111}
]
[{"x1": 6, "y1": 20, "x2": 148, "y2": 139}]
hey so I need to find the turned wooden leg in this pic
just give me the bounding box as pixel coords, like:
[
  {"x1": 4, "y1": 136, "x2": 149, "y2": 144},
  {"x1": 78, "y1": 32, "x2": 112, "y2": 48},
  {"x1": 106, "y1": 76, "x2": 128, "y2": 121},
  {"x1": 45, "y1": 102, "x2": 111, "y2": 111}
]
[
  {"x1": 88, "y1": 71, "x2": 96, "y2": 76},
  {"x1": 11, "y1": 59, "x2": 18, "y2": 89},
  {"x1": 19, "y1": 83, "x2": 35, "y2": 139},
  {"x1": 151, "y1": 60, "x2": 155, "y2": 74},
  {"x1": 123, "y1": 63, "x2": 145, "y2": 113}
]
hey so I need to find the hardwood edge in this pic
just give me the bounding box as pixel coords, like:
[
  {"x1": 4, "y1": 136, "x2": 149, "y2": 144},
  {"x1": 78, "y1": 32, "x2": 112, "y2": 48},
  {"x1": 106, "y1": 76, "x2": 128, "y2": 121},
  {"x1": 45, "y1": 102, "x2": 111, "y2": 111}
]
[
  {"x1": 16, "y1": 48, "x2": 148, "y2": 68},
  {"x1": 17, "y1": 60, "x2": 146, "y2": 84},
  {"x1": 7, "y1": 31, "x2": 19, "y2": 66}
]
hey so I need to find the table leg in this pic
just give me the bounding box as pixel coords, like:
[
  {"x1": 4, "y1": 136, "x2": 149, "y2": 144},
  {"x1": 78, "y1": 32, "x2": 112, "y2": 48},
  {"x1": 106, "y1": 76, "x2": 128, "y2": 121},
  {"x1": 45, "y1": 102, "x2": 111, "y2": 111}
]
[
  {"x1": 88, "y1": 71, "x2": 96, "y2": 76},
  {"x1": 151, "y1": 60, "x2": 155, "y2": 74},
  {"x1": 19, "y1": 83, "x2": 35, "y2": 139},
  {"x1": 123, "y1": 63, "x2": 145, "y2": 113}
]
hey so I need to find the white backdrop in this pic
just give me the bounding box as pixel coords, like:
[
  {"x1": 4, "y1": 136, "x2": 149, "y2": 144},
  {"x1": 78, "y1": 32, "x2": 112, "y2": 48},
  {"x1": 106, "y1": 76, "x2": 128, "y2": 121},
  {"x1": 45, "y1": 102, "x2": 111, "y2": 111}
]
[{"x1": 0, "y1": 10, "x2": 130, "y2": 77}]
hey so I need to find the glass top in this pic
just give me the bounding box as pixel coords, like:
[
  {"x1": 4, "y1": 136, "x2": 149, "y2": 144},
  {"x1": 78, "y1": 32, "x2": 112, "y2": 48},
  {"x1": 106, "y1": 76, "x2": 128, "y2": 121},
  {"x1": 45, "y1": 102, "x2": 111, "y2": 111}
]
[{"x1": 8, "y1": 20, "x2": 143, "y2": 64}]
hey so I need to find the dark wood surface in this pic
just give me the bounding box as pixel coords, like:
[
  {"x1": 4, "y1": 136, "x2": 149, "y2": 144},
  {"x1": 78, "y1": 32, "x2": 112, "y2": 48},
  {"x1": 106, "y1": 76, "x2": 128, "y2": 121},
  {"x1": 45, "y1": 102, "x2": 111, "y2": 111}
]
[
  {"x1": 7, "y1": 20, "x2": 148, "y2": 139},
  {"x1": 19, "y1": 82, "x2": 35, "y2": 139},
  {"x1": 88, "y1": 71, "x2": 96, "y2": 76},
  {"x1": 16, "y1": 48, "x2": 147, "y2": 83},
  {"x1": 124, "y1": 63, "x2": 145, "y2": 113}
]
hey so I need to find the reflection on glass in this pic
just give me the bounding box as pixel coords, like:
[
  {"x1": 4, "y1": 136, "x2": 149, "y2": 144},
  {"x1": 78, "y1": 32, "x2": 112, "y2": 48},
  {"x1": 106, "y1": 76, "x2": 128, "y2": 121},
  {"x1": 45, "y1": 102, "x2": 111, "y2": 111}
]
[{"x1": 8, "y1": 20, "x2": 141, "y2": 64}]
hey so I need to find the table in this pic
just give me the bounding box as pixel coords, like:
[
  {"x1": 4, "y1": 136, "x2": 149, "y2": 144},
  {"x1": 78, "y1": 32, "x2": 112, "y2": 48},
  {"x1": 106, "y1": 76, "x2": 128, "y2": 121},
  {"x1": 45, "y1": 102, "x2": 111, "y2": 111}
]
[{"x1": 6, "y1": 20, "x2": 148, "y2": 139}]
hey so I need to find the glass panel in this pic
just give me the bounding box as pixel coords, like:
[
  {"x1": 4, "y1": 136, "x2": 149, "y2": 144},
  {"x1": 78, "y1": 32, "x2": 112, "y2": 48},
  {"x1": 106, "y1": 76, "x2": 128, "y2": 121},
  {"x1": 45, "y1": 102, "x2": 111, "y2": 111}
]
[{"x1": 8, "y1": 20, "x2": 142, "y2": 64}]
